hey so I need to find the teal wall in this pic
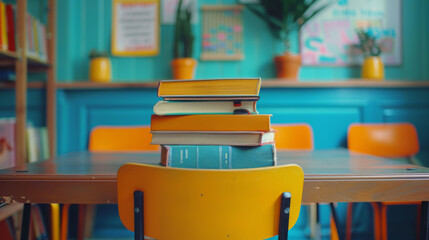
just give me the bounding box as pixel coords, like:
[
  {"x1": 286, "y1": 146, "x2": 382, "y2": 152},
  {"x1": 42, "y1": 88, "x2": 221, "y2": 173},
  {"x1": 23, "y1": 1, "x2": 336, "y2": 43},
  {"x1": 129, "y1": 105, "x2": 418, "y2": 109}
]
[{"x1": 56, "y1": 0, "x2": 429, "y2": 82}]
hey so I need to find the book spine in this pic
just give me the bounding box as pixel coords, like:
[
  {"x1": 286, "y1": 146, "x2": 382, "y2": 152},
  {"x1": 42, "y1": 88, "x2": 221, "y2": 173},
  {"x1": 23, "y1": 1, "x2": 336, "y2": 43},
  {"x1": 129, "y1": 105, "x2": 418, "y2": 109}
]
[
  {"x1": 5, "y1": 4, "x2": 15, "y2": 52},
  {"x1": 161, "y1": 144, "x2": 276, "y2": 169},
  {"x1": 0, "y1": 2, "x2": 6, "y2": 50}
]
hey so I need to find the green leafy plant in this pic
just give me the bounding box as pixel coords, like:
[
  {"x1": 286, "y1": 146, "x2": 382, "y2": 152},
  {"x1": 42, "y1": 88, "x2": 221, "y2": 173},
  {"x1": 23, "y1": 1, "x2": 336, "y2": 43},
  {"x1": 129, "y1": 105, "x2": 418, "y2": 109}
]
[
  {"x1": 173, "y1": 0, "x2": 194, "y2": 58},
  {"x1": 89, "y1": 49, "x2": 108, "y2": 59},
  {"x1": 242, "y1": 0, "x2": 331, "y2": 53},
  {"x1": 356, "y1": 29, "x2": 381, "y2": 57}
]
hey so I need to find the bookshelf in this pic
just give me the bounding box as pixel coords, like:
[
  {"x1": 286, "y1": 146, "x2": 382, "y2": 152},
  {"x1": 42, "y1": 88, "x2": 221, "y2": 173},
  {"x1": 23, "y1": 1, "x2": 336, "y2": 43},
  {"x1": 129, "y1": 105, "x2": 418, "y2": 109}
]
[{"x1": 7, "y1": 0, "x2": 56, "y2": 170}]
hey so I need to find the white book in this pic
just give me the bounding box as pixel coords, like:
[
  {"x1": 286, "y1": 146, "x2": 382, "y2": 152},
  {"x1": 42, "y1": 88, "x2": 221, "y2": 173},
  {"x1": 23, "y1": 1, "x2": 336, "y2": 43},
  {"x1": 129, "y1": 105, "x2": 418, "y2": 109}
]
[
  {"x1": 153, "y1": 100, "x2": 258, "y2": 115},
  {"x1": 151, "y1": 131, "x2": 275, "y2": 146}
]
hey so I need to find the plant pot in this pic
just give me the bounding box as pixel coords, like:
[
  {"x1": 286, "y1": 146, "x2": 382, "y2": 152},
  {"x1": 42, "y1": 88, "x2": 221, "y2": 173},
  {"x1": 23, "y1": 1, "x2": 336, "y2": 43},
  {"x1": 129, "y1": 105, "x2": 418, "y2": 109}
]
[
  {"x1": 89, "y1": 57, "x2": 112, "y2": 82},
  {"x1": 274, "y1": 53, "x2": 301, "y2": 80},
  {"x1": 361, "y1": 56, "x2": 384, "y2": 80},
  {"x1": 171, "y1": 58, "x2": 197, "y2": 80}
]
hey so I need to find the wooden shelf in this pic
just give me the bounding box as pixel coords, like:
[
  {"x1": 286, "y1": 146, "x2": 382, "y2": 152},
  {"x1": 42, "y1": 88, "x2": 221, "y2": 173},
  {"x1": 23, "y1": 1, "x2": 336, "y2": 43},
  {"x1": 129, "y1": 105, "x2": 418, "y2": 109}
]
[
  {"x1": 56, "y1": 81, "x2": 159, "y2": 89},
  {"x1": 261, "y1": 79, "x2": 429, "y2": 88},
  {"x1": 55, "y1": 80, "x2": 429, "y2": 89},
  {"x1": 0, "y1": 49, "x2": 18, "y2": 60},
  {"x1": 27, "y1": 56, "x2": 50, "y2": 70},
  {"x1": 0, "y1": 53, "x2": 50, "y2": 70},
  {"x1": 0, "y1": 81, "x2": 46, "y2": 89},
  {"x1": 3, "y1": 80, "x2": 428, "y2": 90}
]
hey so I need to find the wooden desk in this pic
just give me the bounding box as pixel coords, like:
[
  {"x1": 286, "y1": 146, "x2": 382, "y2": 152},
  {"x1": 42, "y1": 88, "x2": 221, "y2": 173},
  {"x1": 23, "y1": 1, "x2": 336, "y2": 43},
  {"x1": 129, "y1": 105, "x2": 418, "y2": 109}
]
[{"x1": 0, "y1": 149, "x2": 428, "y2": 204}]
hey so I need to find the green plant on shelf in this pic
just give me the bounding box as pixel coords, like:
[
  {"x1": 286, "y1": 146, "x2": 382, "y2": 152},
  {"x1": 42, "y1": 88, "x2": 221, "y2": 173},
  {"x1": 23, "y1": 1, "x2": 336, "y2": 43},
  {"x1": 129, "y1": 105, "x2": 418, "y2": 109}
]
[
  {"x1": 173, "y1": 0, "x2": 194, "y2": 58},
  {"x1": 241, "y1": 0, "x2": 331, "y2": 53},
  {"x1": 89, "y1": 49, "x2": 109, "y2": 59},
  {"x1": 356, "y1": 29, "x2": 381, "y2": 58}
]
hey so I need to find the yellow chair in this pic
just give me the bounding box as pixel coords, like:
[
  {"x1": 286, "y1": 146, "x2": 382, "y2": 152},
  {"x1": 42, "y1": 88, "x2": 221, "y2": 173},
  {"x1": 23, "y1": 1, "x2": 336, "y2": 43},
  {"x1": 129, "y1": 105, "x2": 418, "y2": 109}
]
[
  {"x1": 347, "y1": 123, "x2": 420, "y2": 240},
  {"x1": 117, "y1": 163, "x2": 304, "y2": 240}
]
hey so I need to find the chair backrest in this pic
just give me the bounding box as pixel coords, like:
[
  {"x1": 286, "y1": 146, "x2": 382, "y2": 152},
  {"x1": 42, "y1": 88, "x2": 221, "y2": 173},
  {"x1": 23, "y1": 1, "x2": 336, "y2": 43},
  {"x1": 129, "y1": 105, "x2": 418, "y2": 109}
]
[
  {"x1": 348, "y1": 123, "x2": 419, "y2": 158},
  {"x1": 89, "y1": 126, "x2": 159, "y2": 152},
  {"x1": 272, "y1": 124, "x2": 314, "y2": 150},
  {"x1": 117, "y1": 163, "x2": 304, "y2": 240}
]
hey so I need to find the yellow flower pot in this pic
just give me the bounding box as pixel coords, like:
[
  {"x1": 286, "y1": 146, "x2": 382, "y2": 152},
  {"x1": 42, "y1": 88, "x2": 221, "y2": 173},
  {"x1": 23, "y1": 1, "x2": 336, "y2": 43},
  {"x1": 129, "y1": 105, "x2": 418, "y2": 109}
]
[
  {"x1": 362, "y1": 56, "x2": 384, "y2": 80},
  {"x1": 89, "y1": 57, "x2": 112, "y2": 82},
  {"x1": 171, "y1": 58, "x2": 197, "y2": 80}
]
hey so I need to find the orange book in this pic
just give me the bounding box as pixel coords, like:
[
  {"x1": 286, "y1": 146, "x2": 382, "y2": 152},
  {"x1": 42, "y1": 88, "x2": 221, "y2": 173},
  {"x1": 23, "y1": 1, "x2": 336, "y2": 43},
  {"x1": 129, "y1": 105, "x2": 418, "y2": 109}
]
[
  {"x1": 157, "y1": 78, "x2": 261, "y2": 97},
  {"x1": 151, "y1": 114, "x2": 271, "y2": 132}
]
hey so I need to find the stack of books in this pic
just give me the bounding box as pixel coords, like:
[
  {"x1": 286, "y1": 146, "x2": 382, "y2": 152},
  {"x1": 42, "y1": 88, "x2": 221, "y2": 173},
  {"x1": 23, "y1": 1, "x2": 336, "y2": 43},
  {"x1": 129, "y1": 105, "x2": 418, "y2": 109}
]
[{"x1": 150, "y1": 78, "x2": 276, "y2": 168}]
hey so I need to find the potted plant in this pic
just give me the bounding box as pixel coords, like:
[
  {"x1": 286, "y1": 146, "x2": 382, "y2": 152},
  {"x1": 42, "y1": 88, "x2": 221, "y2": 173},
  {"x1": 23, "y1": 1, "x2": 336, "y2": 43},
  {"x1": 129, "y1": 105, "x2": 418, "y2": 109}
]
[
  {"x1": 171, "y1": 0, "x2": 196, "y2": 80},
  {"x1": 89, "y1": 49, "x2": 112, "y2": 82},
  {"x1": 242, "y1": 0, "x2": 330, "y2": 79},
  {"x1": 356, "y1": 29, "x2": 384, "y2": 80}
]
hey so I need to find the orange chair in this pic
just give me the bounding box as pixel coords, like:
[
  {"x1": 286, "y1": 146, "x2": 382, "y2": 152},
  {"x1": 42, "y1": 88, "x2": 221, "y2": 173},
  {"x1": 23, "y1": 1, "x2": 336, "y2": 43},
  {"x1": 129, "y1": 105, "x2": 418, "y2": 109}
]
[
  {"x1": 347, "y1": 123, "x2": 420, "y2": 240},
  {"x1": 61, "y1": 126, "x2": 158, "y2": 240},
  {"x1": 273, "y1": 124, "x2": 337, "y2": 239},
  {"x1": 89, "y1": 125, "x2": 159, "y2": 152},
  {"x1": 272, "y1": 124, "x2": 314, "y2": 150},
  {"x1": 117, "y1": 163, "x2": 304, "y2": 240}
]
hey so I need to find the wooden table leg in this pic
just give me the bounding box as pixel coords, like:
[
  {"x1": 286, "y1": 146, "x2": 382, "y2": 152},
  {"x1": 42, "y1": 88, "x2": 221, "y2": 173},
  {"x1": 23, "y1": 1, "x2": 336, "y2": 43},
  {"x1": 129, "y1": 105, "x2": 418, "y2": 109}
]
[{"x1": 421, "y1": 201, "x2": 428, "y2": 240}]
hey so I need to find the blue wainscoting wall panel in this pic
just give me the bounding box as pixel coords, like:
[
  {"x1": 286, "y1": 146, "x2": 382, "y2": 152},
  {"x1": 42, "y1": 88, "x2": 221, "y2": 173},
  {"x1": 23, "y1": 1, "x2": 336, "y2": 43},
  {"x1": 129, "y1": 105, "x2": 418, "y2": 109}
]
[{"x1": 56, "y1": 87, "x2": 429, "y2": 154}]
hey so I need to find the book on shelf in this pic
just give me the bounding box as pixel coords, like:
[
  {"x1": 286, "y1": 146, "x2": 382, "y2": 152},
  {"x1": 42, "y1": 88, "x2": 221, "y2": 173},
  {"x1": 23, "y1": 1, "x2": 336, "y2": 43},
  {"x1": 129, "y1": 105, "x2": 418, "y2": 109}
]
[
  {"x1": 160, "y1": 144, "x2": 276, "y2": 169},
  {"x1": 25, "y1": 13, "x2": 47, "y2": 61},
  {"x1": 157, "y1": 78, "x2": 261, "y2": 97},
  {"x1": 153, "y1": 100, "x2": 258, "y2": 115},
  {"x1": 26, "y1": 125, "x2": 50, "y2": 163},
  {"x1": 0, "y1": 70, "x2": 16, "y2": 81},
  {"x1": 31, "y1": 204, "x2": 48, "y2": 240},
  {"x1": 151, "y1": 130, "x2": 275, "y2": 146},
  {"x1": 151, "y1": 114, "x2": 271, "y2": 131},
  {"x1": 0, "y1": 118, "x2": 15, "y2": 169},
  {"x1": 5, "y1": 3, "x2": 15, "y2": 52},
  {"x1": 0, "y1": 1, "x2": 8, "y2": 50}
]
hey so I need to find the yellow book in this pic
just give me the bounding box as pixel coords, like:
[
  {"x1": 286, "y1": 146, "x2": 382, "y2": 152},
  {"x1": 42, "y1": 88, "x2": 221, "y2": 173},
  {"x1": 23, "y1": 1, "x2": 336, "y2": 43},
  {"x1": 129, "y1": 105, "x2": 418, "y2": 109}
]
[
  {"x1": 157, "y1": 78, "x2": 261, "y2": 97},
  {"x1": 0, "y1": 2, "x2": 7, "y2": 50},
  {"x1": 151, "y1": 114, "x2": 271, "y2": 132}
]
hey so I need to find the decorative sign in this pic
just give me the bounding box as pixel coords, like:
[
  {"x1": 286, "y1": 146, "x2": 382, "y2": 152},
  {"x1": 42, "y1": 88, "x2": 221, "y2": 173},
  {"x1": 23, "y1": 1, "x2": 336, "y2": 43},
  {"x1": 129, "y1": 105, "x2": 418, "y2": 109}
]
[
  {"x1": 112, "y1": 0, "x2": 159, "y2": 56},
  {"x1": 300, "y1": 0, "x2": 401, "y2": 66},
  {"x1": 200, "y1": 5, "x2": 244, "y2": 61}
]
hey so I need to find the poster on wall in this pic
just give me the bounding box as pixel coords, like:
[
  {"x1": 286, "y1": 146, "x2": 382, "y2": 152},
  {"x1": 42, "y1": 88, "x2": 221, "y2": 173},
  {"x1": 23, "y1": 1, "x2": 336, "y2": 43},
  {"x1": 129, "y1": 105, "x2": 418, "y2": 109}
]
[
  {"x1": 200, "y1": 5, "x2": 244, "y2": 61},
  {"x1": 300, "y1": 0, "x2": 401, "y2": 66},
  {"x1": 111, "y1": 0, "x2": 160, "y2": 56}
]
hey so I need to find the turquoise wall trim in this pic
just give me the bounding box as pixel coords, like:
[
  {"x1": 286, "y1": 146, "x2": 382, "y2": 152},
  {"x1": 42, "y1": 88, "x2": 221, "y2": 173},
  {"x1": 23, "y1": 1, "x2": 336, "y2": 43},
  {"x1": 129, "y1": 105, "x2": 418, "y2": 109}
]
[
  {"x1": 55, "y1": 87, "x2": 429, "y2": 153},
  {"x1": 56, "y1": 0, "x2": 429, "y2": 82}
]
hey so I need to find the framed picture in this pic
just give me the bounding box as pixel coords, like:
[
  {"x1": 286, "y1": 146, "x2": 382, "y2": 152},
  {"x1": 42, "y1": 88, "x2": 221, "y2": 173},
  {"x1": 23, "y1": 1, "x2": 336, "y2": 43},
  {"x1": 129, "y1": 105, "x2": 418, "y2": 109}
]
[
  {"x1": 200, "y1": 5, "x2": 244, "y2": 61},
  {"x1": 300, "y1": 0, "x2": 401, "y2": 66},
  {"x1": 111, "y1": 0, "x2": 160, "y2": 56}
]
